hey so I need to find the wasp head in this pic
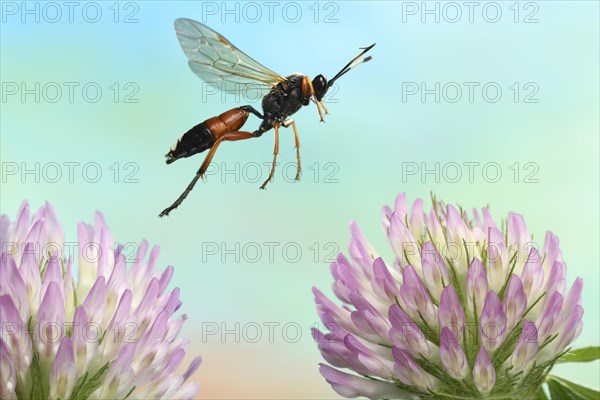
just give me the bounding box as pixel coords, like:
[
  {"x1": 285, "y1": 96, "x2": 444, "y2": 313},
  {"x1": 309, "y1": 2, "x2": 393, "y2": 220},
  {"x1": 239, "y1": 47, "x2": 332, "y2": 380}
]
[{"x1": 312, "y1": 74, "x2": 329, "y2": 102}]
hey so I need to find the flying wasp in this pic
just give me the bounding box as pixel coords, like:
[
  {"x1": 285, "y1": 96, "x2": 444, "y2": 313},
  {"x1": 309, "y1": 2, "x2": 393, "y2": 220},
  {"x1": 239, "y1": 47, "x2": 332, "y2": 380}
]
[{"x1": 159, "y1": 18, "x2": 375, "y2": 217}]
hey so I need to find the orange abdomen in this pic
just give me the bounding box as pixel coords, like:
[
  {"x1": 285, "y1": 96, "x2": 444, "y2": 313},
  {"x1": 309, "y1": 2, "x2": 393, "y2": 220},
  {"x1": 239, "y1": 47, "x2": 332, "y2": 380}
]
[{"x1": 205, "y1": 108, "x2": 249, "y2": 139}]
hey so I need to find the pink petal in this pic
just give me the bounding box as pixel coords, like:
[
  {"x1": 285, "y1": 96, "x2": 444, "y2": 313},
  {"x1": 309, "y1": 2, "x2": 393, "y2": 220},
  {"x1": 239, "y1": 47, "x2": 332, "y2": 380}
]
[
  {"x1": 466, "y1": 258, "x2": 488, "y2": 317},
  {"x1": 521, "y1": 248, "x2": 544, "y2": 299},
  {"x1": 421, "y1": 241, "x2": 448, "y2": 301},
  {"x1": 0, "y1": 256, "x2": 29, "y2": 320},
  {"x1": 536, "y1": 291, "x2": 563, "y2": 342},
  {"x1": 319, "y1": 363, "x2": 410, "y2": 399},
  {"x1": 0, "y1": 339, "x2": 17, "y2": 398},
  {"x1": 502, "y1": 275, "x2": 527, "y2": 330},
  {"x1": 36, "y1": 281, "x2": 65, "y2": 357},
  {"x1": 563, "y1": 278, "x2": 583, "y2": 319},
  {"x1": 0, "y1": 295, "x2": 32, "y2": 370},
  {"x1": 388, "y1": 304, "x2": 429, "y2": 357},
  {"x1": 510, "y1": 320, "x2": 538, "y2": 371},
  {"x1": 371, "y1": 258, "x2": 400, "y2": 302},
  {"x1": 440, "y1": 327, "x2": 469, "y2": 380},
  {"x1": 392, "y1": 347, "x2": 434, "y2": 391},
  {"x1": 400, "y1": 266, "x2": 436, "y2": 326},
  {"x1": 507, "y1": 212, "x2": 529, "y2": 247},
  {"x1": 49, "y1": 337, "x2": 77, "y2": 399},
  {"x1": 389, "y1": 213, "x2": 419, "y2": 269},
  {"x1": 182, "y1": 356, "x2": 202, "y2": 381},
  {"x1": 487, "y1": 227, "x2": 508, "y2": 292},
  {"x1": 350, "y1": 291, "x2": 390, "y2": 340},
  {"x1": 479, "y1": 291, "x2": 507, "y2": 352},
  {"x1": 545, "y1": 261, "x2": 566, "y2": 298},
  {"x1": 409, "y1": 198, "x2": 424, "y2": 240},
  {"x1": 438, "y1": 285, "x2": 466, "y2": 338},
  {"x1": 473, "y1": 347, "x2": 495, "y2": 395}
]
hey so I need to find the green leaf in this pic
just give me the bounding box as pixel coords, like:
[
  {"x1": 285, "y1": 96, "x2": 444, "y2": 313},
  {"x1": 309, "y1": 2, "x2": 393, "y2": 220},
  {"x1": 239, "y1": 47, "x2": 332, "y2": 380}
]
[
  {"x1": 28, "y1": 349, "x2": 44, "y2": 399},
  {"x1": 536, "y1": 387, "x2": 549, "y2": 400},
  {"x1": 547, "y1": 375, "x2": 600, "y2": 400},
  {"x1": 121, "y1": 386, "x2": 136, "y2": 400},
  {"x1": 69, "y1": 361, "x2": 112, "y2": 400},
  {"x1": 548, "y1": 378, "x2": 576, "y2": 399},
  {"x1": 557, "y1": 347, "x2": 600, "y2": 364}
]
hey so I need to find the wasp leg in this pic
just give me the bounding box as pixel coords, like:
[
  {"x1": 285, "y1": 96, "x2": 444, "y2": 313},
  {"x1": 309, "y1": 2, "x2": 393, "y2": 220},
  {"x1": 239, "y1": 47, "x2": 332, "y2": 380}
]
[
  {"x1": 260, "y1": 123, "x2": 280, "y2": 190},
  {"x1": 159, "y1": 130, "x2": 257, "y2": 217},
  {"x1": 239, "y1": 105, "x2": 264, "y2": 119},
  {"x1": 291, "y1": 121, "x2": 301, "y2": 180},
  {"x1": 307, "y1": 81, "x2": 325, "y2": 122},
  {"x1": 283, "y1": 119, "x2": 301, "y2": 181},
  {"x1": 319, "y1": 100, "x2": 329, "y2": 115}
]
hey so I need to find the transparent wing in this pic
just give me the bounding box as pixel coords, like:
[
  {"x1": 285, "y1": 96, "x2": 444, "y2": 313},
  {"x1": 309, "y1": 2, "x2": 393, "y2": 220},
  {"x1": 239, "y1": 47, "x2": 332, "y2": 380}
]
[{"x1": 174, "y1": 18, "x2": 284, "y2": 98}]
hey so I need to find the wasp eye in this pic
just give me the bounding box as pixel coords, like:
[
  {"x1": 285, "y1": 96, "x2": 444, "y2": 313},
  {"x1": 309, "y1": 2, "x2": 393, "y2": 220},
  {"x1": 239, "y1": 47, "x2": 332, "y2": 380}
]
[{"x1": 312, "y1": 75, "x2": 328, "y2": 101}]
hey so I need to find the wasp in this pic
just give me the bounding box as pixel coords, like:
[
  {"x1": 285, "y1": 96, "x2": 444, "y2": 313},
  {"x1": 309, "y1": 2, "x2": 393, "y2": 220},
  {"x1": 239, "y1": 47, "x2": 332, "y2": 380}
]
[{"x1": 159, "y1": 18, "x2": 375, "y2": 217}]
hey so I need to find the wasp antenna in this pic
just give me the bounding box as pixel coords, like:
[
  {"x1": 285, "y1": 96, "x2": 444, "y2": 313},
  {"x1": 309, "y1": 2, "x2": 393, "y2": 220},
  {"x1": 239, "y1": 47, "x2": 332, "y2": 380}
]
[
  {"x1": 329, "y1": 43, "x2": 376, "y2": 86},
  {"x1": 360, "y1": 43, "x2": 376, "y2": 51}
]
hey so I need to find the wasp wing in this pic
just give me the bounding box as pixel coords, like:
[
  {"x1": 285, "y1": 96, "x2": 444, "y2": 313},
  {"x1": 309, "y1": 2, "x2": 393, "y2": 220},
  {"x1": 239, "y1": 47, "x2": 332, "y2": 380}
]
[{"x1": 174, "y1": 18, "x2": 284, "y2": 99}]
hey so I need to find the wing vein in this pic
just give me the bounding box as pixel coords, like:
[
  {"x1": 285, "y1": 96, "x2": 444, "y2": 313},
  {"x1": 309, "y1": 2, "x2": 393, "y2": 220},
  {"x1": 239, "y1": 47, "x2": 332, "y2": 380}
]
[{"x1": 174, "y1": 18, "x2": 284, "y2": 99}]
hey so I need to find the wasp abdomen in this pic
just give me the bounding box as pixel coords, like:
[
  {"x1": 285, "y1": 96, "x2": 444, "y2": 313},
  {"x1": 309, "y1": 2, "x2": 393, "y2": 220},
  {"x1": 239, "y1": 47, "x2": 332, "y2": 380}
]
[
  {"x1": 165, "y1": 108, "x2": 249, "y2": 164},
  {"x1": 165, "y1": 122, "x2": 216, "y2": 164},
  {"x1": 205, "y1": 108, "x2": 249, "y2": 137}
]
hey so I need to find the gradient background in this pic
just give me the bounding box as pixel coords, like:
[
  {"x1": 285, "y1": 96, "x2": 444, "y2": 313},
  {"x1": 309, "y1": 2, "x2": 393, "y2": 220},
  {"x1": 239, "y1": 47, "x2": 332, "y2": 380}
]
[{"x1": 1, "y1": 1, "x2": 598, "y2": 398}]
